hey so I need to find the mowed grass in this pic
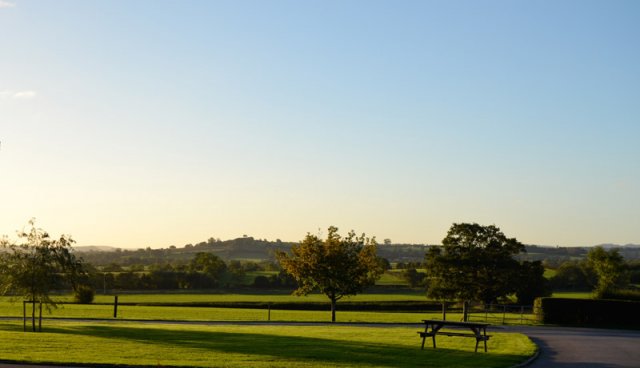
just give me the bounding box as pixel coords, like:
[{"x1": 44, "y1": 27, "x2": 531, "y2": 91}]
[
  {"x1": 550, "y1": 291, "x2": 593, "y2": 299},
  {"x1": 0, "y1": 292, "x2": 537, "y2": 324},
  {"x1": 0, "y1": 321, "x2": 536, "y2": 367}
]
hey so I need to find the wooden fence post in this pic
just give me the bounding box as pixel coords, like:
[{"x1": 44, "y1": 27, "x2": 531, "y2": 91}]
[
  {"x1": 23, "y1": 301, "x2": 26, "y2": 332},
  {"x1": 463, "y1": 301, "x2": 468, "y2": 322},
  {"x1": 502, "y1": 305, "x2": 506, "y2": 324},
  {"x1": 442, "y1": 302, "x2": 447, "y2": 321},
  {"x1": 268, "y1": 303, "x2": 271, "y2": 321}
]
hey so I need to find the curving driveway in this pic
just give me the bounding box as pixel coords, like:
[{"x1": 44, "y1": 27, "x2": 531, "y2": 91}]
[{"x1": 503, "y1": 325, "x2": 640, "y2": 368}]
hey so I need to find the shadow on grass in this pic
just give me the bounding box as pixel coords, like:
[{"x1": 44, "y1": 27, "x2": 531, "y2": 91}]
[{"x1": 5, "y1": 323, "x2": 530, "y2": 368}]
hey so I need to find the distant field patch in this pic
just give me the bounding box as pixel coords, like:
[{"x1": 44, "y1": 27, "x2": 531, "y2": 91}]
[
  {"x1": 0, "y1": 321, "x2": 535, "y2": 367},
  {"x1": 551, "y1": 291, "x2": 593, "y2": 299}
]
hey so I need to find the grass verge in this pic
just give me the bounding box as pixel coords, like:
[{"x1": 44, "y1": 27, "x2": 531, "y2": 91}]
[{"x1": 0, "y1": 321, "x2": 535, "y2": 367}]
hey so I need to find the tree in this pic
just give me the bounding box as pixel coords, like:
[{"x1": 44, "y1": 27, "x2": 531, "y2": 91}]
[
  {"x1": 187, "y1": 252, "x2": 227, "y2": 288},
  {"x1": 549, "y1": 260, "x2": 596, "y2": 291},
  {"x1": 402, "y1": 268, "x2": 426, "y2": 288},
  {"x1": 424, "y1": 223, "x2": 525, "y2": 304},
  {"x1": 514, "y1": 261, "x2": 551, "y2": 304},
  {"x1": 0, "y1": 220, "x2": 87, "y2": 331},
  {"x1": 277, "y1": 226, "x2": 384, "y2": 322},
  {"x1": 587, "y1": 246, "x2": 628, "y2": 298}
]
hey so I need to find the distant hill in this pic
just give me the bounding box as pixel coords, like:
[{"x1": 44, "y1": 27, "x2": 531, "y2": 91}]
[
  {"x1": 75, "y1": 245, "x2": 119, "y2": 252},
  {"x1": 73, "y1": 238, "x2": 640, "y2": 267},
  {"x1": 594, "y1": 243, "x2": 640, "y2": 249},
  {"x1": 75, "y1": 237, "x2": 432, "y2": 266}
]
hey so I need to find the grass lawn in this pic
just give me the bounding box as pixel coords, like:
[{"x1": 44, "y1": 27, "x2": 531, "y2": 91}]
[
  {"x1": 0, "y1": 321, "x2": 536, "y2": 367},
  {"x1": 550, "y1": 291, "x2": 593, "y2": 299},
  {"x1": 0, "y1": 292, "x2": 538, "y2": 325},
  {"x1": 1, "y1": 302, "x2": 464, "y2": 323}
]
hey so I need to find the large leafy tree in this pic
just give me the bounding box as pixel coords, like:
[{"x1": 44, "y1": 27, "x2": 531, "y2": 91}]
[
  {"x1": 277, "y1": 226, "x2": 384, "y2": 322},
  {"x1": 0, "y1": 220, "x2": 87, "y2": 331},
  {"x1": 425, "y1": 223, "x2": 525, "y2": 304}
]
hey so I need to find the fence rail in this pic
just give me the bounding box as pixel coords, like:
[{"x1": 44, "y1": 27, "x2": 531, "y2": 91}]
[
  {"x1": 467, "y1": 303, "x2": 540, "y2": 325},
  {"x1": 1, "y1": 300, "x2": 541, "y2": 325}
]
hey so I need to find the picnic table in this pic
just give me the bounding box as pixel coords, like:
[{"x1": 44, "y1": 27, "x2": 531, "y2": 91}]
[{"x1": 418, "y1": 319, "x2": 491, "y2": 352}]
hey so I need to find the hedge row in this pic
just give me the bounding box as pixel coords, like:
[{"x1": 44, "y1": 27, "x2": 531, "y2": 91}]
[
  {"x1": 92, "y1": 301, "x2": 446, "y2": 312},
  {"x1": 535, "y1": 297, "x2": 640, "y2": 328}
]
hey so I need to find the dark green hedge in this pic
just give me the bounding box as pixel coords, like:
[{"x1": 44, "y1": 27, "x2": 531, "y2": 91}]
[
  {"x1": 535, "y1": 297, "x2": 640, "y2": 328},
  {"x1": 116, "y1": 301, "x2": 445, "y2": 312}
]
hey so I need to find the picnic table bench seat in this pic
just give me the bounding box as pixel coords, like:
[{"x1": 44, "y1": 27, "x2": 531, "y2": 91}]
[{"x1": 419, "y1": 320, "x2": 491, "y2": 353}]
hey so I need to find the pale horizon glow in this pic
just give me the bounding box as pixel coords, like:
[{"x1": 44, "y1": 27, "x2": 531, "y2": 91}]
[{"x1": 1, "y1": 1, "x2": 639, "y2": 249}]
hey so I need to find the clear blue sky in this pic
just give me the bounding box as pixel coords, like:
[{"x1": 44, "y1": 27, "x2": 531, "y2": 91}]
[{"x1": 1, "y1": 0, "x2": 638, "y2": 248}]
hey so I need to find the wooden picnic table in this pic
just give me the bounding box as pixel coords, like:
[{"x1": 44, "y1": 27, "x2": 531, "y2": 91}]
[{"x1": 418, "y1": 319, "x2": 491, "y2": 352}]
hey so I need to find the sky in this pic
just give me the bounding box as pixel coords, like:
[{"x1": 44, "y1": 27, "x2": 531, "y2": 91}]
[{"x1": 1, "y1": 0, "x2": 639, "y2": 248}]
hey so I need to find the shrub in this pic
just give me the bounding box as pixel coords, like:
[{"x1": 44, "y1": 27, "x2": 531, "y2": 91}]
[
  {"x1": 252, "y1": 275, "x2": 270, "y2": 288},
  {"x1": 599, "y1": 289, "x2": 640, "y2": 301},
  {"x1": 74, "y1": 285, "x2": 95, "y2": 304},
  {"x1": 536, "y1": 297, "x2": 640, "y2": 327}
]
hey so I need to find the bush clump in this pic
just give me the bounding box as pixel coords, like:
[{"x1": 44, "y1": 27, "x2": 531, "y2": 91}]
[
  {"x1": 536, "y1": 297, "x2": 640, "y2": 327},
  {"x1": 74, "y1": 285, "x2": 95, "y2": 304},
  {"x1": 599, "y1": 289, "x2": 640, "y2": 301}
]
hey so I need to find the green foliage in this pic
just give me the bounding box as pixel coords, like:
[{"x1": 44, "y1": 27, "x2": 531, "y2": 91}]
[
  {"x1": 548, "y1": 260, "x2": 596, "y2": 291},
  {"x1": 402, "y1": 268, "x2": 426, "y2": 287},
  {"x1": 514, "y1": 261, "x2": 551, "y2": 305},
  {"x1": 587, "y1": 246, "x2": 629, "y2": 297},
  {"x1": 536, "y1": 297, "x2": 640, "y2": 327},
  {"x1": 598, "y1": 288, "x2": 640, "y2": 301},
  {"x1": 73, "y1": 285, "x2": 95, "y2": 304},
  {"x1": 425, "y1": 223, "x2": 526, "y2": 304},
  {"x1": 0, "y1": 219, "x2": 87, "y2": 331},
  {"x1": 277, "y1": 226, "x2": 384, "y2": 322}
]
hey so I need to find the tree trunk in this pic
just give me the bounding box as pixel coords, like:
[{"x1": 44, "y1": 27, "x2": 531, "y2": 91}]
[
  {"x1": 31, "y1": 301, "x2": 35, "y2": 332},
  {"x1": 38, "y1": 301, "x2": 42, "y2": 332},
  {"x1": 330, "y1": 297, "x2": 336, "y2": 323}
]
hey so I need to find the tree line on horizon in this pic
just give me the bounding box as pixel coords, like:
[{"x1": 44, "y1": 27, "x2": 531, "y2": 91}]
[{"x1": 1, "y1": 220, "x2": 638, "y2": 330}]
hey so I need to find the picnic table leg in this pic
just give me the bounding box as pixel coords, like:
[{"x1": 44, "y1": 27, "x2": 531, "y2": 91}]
[
  {"x1": 471, "y1": 327, "x2": 480, "y2": 353},
  {"x1": 483, "y1": 327, "x2": 488, "y2": 352},
  {"x1": 421, "y1": 325, "x2": 428, "y2": 349},
  {"x1": 432, "y1": 324, "x2": 443, "y2": 349}
]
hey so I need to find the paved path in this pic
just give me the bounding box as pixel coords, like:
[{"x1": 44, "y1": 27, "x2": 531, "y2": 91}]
[{"x1": 503, "y1": 325, "x2": 640, "y2": 368}]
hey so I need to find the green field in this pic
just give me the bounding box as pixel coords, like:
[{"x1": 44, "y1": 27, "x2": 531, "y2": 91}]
[
  {"x1": 0, "y1": 321, "x2": 536, "y2": 367},
  {"x1": 2, "y1": 302, "x2": 461, "y2": 323},
  {"x1": 0, "y1": 291, "x2": 539, "y2": 325},
  {"x1": 550, "y1": 291, "x2": 593, "y2": 299}
]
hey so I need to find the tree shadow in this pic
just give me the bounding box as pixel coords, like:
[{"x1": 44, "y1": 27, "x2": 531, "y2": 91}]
[{"x1": 11, "y1": 323, "x2": 529, "y2": 367}]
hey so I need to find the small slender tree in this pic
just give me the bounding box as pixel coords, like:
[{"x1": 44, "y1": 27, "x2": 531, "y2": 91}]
[
  {"x1": 0, "y1": 219, "x2": 87, "y2": 331},
  {"x1": 587, "y1": 246, "x2": 628, "y2": 298},
  {"x1": 277, "y1": 226, "x2": 384, "y2": 322}
]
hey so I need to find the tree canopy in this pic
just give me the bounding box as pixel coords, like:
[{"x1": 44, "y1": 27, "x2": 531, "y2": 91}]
[
  {"x1": 277, "y1": 226, "x2": 384, "y2": 322},
  {"x1": 587, "y1": 246, "x2": 628, "y2": 297},
  {"x1": 425, "y1": 223, "x2": 547, "y2": 304},
  {"x1": 0, "y1": 220, "x2": 87, "y2": 331}
]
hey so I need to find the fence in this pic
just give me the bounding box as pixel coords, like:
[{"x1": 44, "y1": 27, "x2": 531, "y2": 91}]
[
  {"x1": 3, "y1": 299, "x2": 541, "y2": 325},
  {"x1": 466, "y1": 303, "x2": 540, "y2": 325}
]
